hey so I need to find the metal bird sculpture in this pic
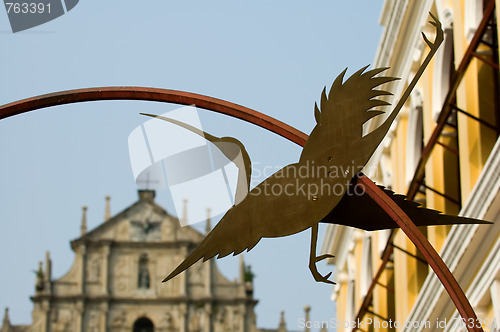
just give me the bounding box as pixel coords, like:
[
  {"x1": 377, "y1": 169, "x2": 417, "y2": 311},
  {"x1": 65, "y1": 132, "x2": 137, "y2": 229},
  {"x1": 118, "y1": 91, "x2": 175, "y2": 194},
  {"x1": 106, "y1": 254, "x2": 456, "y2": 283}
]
[
  {"x1": 138, "y1": 114, "x2": 252, "y2": 206},
  {"x1": 155, "y1": 14, "x2": 487, "y2": 284}
]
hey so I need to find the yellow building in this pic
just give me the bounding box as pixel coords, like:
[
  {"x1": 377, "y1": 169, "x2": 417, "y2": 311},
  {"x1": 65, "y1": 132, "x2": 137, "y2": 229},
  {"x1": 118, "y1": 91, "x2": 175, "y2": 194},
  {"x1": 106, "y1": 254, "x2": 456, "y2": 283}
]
[{"x1": 323, "y1": 0, "x2": 500, "y2": 331}]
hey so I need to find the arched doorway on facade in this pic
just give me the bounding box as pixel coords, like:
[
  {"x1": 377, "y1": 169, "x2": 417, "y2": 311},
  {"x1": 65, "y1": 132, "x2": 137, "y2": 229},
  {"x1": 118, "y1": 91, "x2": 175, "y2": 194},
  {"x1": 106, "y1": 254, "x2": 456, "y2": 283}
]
[{"x1": 133, "y1": 317, "x2": 154, "y2": 332}]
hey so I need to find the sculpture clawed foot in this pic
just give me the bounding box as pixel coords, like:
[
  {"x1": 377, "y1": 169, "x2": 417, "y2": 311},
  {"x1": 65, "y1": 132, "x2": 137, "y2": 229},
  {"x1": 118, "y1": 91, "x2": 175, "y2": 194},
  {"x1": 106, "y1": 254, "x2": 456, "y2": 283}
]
[
  {"x1": 309, "y1": 256, "x2": 336, "y2": 284},
  {"x1": 309, "y1": 224, "x2": 336, "y2": 284},
  {"x1": 315, "y1": 253, "x2": 335, "y2": 262},
  {"x1": 422, "y1": 12, "x2": 444, "y2": 50},
  {"x1": 309, "y1": 258, "x2": 335, "y2": 285}
]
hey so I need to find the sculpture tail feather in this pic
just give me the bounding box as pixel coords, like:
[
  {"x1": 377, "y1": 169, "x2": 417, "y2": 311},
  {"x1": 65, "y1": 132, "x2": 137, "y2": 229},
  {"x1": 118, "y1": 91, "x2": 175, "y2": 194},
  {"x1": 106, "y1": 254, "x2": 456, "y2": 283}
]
[
  {"x1": 163, "y1": 206, "x2": 260, "y2": 282},
  {"x1": 322, "y1": 181, "x2": 491, "y2": 231}
]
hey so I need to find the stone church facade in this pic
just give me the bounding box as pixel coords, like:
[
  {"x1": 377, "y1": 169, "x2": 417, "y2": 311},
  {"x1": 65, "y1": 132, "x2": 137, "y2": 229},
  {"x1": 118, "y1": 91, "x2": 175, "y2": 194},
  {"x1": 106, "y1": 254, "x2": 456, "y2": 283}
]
[{"x1": 1, "y1": 190, "x2": 260, "y2": 332}]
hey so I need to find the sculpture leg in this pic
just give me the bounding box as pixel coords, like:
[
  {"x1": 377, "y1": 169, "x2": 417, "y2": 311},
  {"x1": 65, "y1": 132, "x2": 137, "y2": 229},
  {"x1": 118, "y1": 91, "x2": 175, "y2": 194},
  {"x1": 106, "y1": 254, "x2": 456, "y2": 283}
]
[{"x1": 308, "y1": 223, "x2": 336, "y2": 285}]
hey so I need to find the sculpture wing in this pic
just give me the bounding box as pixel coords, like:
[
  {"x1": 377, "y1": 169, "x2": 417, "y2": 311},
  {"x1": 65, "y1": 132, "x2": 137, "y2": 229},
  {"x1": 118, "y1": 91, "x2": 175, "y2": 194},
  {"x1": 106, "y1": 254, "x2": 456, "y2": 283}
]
[
  {"x1": 164, "y1": 162, "x2": 319, "y2": 282},
  {"x1": 314, "y1": 66, "x2": 396, "y2": 130},
  {"x1": 300, "y1": 66, "x2": 399, "y2": 169},
  {"x1": 163, "y1": 196, "x2": 263, "y2": 282}
]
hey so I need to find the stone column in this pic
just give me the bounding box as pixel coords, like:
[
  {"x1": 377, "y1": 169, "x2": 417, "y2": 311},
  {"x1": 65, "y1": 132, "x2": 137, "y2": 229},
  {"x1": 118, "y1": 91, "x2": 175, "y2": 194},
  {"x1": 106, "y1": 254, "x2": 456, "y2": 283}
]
[
  {"x1": 204, "y1": 303, "x2": 212, "y2": 332},
  {"x1": 101, "y1": 243, "x2": 111, "y2": 295},
  {"x1": 238, "y1": 304, "x2": 245, "y2": 332},
  {"x1": 204, "y1": 259, "x2": 213, "y2": 297},
  {"x1": 100, "y1": 302, "x2": 109, "y2": 332},
  {"x1": 205, "y1": 208, "x2": 213, "y2": 298},
  {"x1": 41, "y1": 300, "x2": 50, "y2": 332},
  {"x1": 75, "y1": 301, "x2": 85, "y2": 332},
  {"x1": 239, "y1": 255, "x2": 246, "y2": 297},
  {"x1": 178, "y1": 246, "x2": 188, "y2": 297},
  {"x1": 304, "y1": 306, "x2": 311, "y2": 332},
  {"x1": 79, "y1": 244, "x2": 87, "y2": 295},
  {"x1": 178, "y1": 303, "x2": 187, "y2": 332},
  {"x1": 277, "y1": 311, "x2": 286, "y2": 332},
  {"x1": 45, "y1": 251, "x2": 52, "y2": 295},
  {"x1": 244, "y1": 300, "x2": 256, "y2": 332}
]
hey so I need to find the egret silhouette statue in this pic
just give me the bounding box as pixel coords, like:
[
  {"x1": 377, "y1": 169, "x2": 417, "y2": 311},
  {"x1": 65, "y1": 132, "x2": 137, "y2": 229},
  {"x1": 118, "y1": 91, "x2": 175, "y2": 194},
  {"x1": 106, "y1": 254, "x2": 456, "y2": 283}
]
[{"x1": 148, "y1": 14, "x2": 487, "y2": 285}]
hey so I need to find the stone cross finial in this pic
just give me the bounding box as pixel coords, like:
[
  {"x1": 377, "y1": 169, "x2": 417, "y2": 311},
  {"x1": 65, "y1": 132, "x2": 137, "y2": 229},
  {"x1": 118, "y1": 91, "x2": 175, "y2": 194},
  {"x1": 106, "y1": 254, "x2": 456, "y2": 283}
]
[
  {"x1": 304, "y1": 305, "x2": 311, "y2": 332},
  {"x1": 81, "y1": 206, "x2": 88, "y2": 235},
  {"x1": 138, "y1": 190, "x2": 155, "y2": 201},
  {"x1": 278, "y1": 311, "x2": 286, "y2": 332},
  {"x1": 181, "y1": 199, "x2": 188, "y2": 226},
  {"x1": 104, "y1": 196, "x2": 111, "y2": 221},
  {"x1": 45, "y1": 251, "x2": 51, "y2": 281},
  {"x1": 239, "y1": 255, "x2": 245, "y2": 283},
  {"x1": 2, "y1": 307, "x2": 10, "y2": 328}
]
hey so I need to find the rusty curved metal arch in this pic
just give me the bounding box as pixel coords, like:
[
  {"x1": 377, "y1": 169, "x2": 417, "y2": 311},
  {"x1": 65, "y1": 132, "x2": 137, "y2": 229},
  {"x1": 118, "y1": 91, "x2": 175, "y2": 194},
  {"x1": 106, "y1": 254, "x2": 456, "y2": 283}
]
[
  {"x1": 0, "y1": 86, "x2": 308, "y2": 147},
  {"x1": 0, "y1": 85, "x2": 483, "y2": 331}
]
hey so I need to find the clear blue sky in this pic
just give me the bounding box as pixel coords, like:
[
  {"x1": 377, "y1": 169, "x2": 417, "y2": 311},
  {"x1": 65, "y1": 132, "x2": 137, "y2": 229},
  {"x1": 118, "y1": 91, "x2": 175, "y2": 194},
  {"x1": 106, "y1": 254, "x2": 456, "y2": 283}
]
[{"x1": 0, "y1": 1, "x2": 384, "y2": 331}]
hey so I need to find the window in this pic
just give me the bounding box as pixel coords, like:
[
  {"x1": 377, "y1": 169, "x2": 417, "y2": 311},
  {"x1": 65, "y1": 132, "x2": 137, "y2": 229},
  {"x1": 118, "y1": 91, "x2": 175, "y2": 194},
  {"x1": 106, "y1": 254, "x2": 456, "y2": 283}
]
[
  {"x1": 138, "y1": 253, "x2": 150, "y2": 289},
  {"x1": 406, "y1": 89, "x2": 424, "y2": 187},
  {"x1": 133, "y1": 317, "x2": 154, "y2": 332}
]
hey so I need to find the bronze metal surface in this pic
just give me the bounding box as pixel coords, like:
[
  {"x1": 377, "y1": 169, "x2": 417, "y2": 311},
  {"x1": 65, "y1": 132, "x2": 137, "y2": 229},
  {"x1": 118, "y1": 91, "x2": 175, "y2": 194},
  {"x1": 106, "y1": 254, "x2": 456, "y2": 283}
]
[
  {"x1": 323, "y1": 175, "x2": 488, "y2": 230},
  {"x1": 164, "y1": 13, "x2": 445, "y2": 285},
  {"x1": 0, "y1": 13, "x2": 485, "y2": 330}
]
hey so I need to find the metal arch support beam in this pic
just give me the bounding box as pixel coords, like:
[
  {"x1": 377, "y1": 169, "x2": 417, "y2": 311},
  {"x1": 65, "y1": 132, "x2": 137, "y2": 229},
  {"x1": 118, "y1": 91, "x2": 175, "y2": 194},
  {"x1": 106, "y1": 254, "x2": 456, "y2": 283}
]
[
  {"x1": 0, "y1": 86, "x2": 308, "y2": 147},
  {"x1": 353, "y1": 2, "x2": 497, "y2": 329},
  {"x1": 357, "y1": 175, "x2": 482, "y2": 332},
  {"x1": 406, "y1": 0, "x2": 497, "y2": 200},
  {"x1": 0, "y1": 86, "x2": 482, "y2": 331}
]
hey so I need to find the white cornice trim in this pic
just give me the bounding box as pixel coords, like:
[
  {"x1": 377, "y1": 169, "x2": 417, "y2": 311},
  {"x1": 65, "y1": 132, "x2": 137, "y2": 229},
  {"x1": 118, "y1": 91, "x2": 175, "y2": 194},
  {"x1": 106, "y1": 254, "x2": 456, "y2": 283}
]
[
  {"x1": 366, "y1": 0, "x2": 434, "y2": 172},
  {"x1": 373, "y1": 0, "x2": 409, "y2": 68},
  {"x1": 404, "y1": 137, "x2": 500, "y2": 331},
  {"x1": 378, "y1": 0, "x2": 391, "y2": 26},
  {"x1": 443, "y1": 238, "x2": 500, "y2": 332}
]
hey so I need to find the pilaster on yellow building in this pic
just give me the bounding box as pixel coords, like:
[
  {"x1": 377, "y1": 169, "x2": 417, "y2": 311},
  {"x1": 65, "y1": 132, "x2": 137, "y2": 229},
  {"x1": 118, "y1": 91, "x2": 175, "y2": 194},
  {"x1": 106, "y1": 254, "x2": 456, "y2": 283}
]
[{"x1": 323, "y1": 0, "x2": 500, "y2": 331}]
